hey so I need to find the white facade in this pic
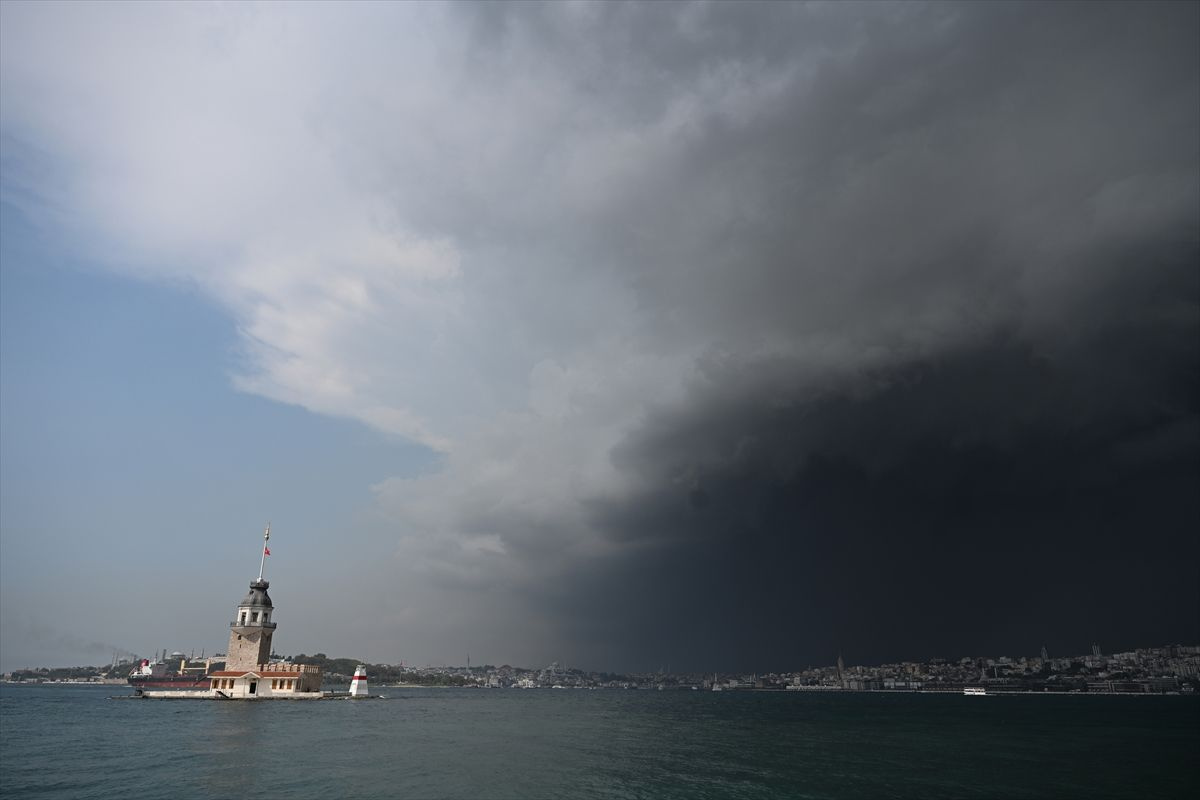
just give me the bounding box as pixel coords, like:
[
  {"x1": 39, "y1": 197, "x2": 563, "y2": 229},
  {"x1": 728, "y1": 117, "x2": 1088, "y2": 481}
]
[{"x1": 210, "y1": 670, "x2": 315, "y2": 698}]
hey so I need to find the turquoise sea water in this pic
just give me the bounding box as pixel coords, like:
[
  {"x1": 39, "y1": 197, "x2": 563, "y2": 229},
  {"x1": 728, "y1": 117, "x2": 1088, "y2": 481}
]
[{"x1": 1, "y1": 685, "x2": 1196, "y2": 799}]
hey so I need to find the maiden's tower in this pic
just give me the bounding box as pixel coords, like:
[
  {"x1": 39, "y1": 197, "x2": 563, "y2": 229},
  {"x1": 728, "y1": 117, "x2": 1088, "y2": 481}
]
[{"x1": 206, "y1": 525, "x2": 323, "y2": 697}]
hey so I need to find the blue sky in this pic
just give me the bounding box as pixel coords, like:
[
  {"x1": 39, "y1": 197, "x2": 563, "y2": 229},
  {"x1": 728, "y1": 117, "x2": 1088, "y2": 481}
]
[{"x1": 1, "y1": 199, "x2": 434, "y2": 669}]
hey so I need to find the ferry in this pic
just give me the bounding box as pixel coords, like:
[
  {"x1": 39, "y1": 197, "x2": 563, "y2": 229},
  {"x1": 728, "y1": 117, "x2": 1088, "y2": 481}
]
[{"x1": 963, "y1": 686, "x2": 987, "y2": 696}]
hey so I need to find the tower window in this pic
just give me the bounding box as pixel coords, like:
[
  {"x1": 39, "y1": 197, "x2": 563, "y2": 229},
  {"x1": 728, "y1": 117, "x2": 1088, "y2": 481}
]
[{"x1": 251, "y1": 611, "x2": 259, "y2": 622}]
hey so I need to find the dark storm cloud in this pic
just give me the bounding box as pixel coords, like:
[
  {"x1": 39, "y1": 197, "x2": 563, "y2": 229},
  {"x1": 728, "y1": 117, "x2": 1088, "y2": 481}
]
[
  {"x1": 559, "y1": 252, "x2": 1198, "y2": 670},
  {"x1": 449, "y1": 0, "x2": 1197, "y2": 353},
  {"x1": 465, "y1": 0, "x2": 1200, "y2": 670},
  {"x1": 346, "y1": 0, "x2": 1200, "y2": 669}
]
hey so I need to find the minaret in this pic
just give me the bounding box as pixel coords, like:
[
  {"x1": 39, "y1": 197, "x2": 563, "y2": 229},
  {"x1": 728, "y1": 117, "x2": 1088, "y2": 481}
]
[{"x1": 225, "y1": 524, "x2": 277, "y2": 671}]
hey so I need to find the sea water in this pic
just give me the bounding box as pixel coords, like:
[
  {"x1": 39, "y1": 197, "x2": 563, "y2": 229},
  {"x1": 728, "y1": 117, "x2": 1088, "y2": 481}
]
[{"x1": 1, "y1": 684, "x2": 1196, "y2": 799}]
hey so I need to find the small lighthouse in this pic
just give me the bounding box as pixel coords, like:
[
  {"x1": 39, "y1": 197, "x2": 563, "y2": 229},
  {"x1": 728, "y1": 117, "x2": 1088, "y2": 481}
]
[{"x1": 349, "y1": 665, "x2": 369, "y2": 697}]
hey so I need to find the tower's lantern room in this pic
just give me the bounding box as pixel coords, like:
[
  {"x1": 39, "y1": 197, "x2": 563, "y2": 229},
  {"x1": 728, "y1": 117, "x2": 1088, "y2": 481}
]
[{"x1": 235, "y1": 579, "x2": 275, "y2": 627}]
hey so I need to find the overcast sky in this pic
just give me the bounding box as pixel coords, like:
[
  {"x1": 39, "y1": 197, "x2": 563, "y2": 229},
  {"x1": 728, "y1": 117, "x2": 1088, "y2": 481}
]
[{"x1": 1, "y1": 1, "x2": 1196, "y2": 673}]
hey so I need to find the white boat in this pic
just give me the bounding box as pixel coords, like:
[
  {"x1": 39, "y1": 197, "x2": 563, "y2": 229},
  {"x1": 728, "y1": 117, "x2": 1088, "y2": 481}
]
[{"x1": 963, "y1": 687, "x2": 987, "y2": 696}]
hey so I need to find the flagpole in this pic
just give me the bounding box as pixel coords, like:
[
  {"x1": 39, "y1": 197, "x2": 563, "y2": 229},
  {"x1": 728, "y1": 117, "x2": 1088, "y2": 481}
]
[{"x1": 258, "y1": 522, "x2": 270, "y2": 581}]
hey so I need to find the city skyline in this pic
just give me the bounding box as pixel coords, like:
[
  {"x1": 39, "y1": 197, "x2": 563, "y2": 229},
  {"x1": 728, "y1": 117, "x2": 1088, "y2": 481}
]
[
  {"x1": 2, "y1": 2, "x2": 1197, "y2": 673},
  {"x1": 7, "y1": 641, "x2": 1198, "y2": 697}
]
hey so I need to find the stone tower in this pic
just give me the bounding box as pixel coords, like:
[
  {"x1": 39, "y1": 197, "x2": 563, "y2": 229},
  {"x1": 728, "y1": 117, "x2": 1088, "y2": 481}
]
[
  {"x1": 206, "y1": 525, "x2": 324, "y2": 697},
  {"x1": 226, "y1": 579, "x2": 276, "y2": 671}
]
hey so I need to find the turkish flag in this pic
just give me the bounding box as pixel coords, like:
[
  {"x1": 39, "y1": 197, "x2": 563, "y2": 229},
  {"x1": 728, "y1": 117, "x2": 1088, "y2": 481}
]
[{"x1": 264, "y1": 546, "x2": 271, "y2": 556}]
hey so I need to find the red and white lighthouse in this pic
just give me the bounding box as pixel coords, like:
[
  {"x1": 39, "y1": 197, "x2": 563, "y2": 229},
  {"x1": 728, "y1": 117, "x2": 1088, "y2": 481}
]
[{"x1": 349, "y1": 665, "x2": 369, "y2": 697}]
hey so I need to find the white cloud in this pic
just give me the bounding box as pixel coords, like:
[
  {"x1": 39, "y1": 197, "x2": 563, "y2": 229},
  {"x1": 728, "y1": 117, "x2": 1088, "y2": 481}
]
[
  {"x1": 2, "y1": 2, "x2": 474, "y2": 449},
  {"x1": 1, "y1": 5, "x2": 705, "y2": 642}
]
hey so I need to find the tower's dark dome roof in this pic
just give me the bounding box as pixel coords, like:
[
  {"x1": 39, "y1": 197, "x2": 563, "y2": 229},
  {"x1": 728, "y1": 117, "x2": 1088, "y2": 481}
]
[{"x1": 240, "y1": 579, "x2": 273, "y2": 608}]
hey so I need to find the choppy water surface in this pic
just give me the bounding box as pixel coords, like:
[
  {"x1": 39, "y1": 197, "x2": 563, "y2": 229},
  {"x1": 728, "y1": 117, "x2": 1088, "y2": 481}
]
[{"x1": 2, "y1": 685, "x2": 1196, "y2": 799}]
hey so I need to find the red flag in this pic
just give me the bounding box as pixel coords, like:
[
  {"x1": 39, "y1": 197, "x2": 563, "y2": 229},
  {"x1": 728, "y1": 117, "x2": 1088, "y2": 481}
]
[{"x1": 264, "y1": 546, "x2": 271, "y2": 556}]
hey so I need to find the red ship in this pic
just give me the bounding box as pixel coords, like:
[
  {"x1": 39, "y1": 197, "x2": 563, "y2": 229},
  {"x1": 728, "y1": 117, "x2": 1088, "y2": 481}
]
[{"x1": 127, "y1": 652, "x2": 222, "y2": 690}]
